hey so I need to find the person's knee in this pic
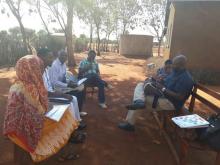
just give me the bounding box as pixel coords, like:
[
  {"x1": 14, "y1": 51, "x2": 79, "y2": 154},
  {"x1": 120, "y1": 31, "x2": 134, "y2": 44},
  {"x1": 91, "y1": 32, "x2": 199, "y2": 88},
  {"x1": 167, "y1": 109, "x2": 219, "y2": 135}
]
[
  {"x1": 136, "y1": 82, "x2": 144, "y2": 88},
  {"x1": 72, "y1": 96, "x2": 78, "y2": 102}
]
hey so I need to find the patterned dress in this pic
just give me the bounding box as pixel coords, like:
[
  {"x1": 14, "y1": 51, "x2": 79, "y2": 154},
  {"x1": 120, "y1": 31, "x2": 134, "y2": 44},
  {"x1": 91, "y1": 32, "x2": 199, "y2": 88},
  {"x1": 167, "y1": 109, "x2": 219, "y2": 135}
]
[{"x1": 3, "y1": 55, "x2": 78, "y2": 162}]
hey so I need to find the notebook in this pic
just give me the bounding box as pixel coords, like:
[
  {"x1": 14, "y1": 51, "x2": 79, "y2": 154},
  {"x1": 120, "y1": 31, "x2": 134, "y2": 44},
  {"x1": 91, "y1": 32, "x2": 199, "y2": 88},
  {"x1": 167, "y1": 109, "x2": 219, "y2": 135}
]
[
  {"x1": 172, "y1": 114, "x2": 209, "y2": 129},
  {"x1": 45, "y1": 104, "x2": 70, "y2": 122}
]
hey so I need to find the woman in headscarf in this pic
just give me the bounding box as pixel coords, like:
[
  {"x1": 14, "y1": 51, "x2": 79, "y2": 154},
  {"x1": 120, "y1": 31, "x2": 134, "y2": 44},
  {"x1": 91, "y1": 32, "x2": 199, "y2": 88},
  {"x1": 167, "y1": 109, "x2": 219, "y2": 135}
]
[{"x1": 3, "y1": 48, "x2": 78, "y2": 163}]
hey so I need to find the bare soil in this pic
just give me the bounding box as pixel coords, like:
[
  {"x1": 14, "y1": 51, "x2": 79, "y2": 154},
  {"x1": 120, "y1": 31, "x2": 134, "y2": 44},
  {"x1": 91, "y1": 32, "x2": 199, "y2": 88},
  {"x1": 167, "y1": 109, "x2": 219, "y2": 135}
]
[{"x1": 0, "y1": 53, "x2": 219, "y2": 165}]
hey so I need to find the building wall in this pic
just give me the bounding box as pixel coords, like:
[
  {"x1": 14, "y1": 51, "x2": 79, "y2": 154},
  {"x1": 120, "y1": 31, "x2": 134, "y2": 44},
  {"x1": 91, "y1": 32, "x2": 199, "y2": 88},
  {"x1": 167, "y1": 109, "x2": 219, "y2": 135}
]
[
  {"x1": 120, "y1": 34, "x2": 153, "y2": 57},
  {"x1": 169, "y1": 1, "x2": 220, "y2": 71}
]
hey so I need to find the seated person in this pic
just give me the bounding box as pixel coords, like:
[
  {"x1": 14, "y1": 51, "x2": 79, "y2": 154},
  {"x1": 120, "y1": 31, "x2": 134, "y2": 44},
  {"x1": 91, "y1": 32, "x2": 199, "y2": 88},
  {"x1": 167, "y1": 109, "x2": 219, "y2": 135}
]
[
  {"x1": 118, "y1": 55, "x2": 194, "y2": 131},
  {"x1": 126, "y1": 59, "x2": 173, "y2": 110},
  {"x1": 43, "y1": 67, "x2": 86, "y2": 129},
  {"x1": 79, "y1": 50, "x2": 112, "y2": 109},
  {"x1": 49, "y1": 50, "x2": 87, "y2": 116},
  {"x1": 3, "y1": 48, "x2": 79, "y2": 163}
]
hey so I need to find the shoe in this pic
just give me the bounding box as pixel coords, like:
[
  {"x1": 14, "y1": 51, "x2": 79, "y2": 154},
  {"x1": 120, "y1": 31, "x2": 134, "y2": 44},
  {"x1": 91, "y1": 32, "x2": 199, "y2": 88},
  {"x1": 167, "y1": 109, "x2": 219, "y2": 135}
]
[
  {"x1": 125, "y1": 103, "x2": 145, "y2": 110},
  {"x1": 107, "y1": 84, "x2": 113, "y2": 89},
  {"x1": 69, "y1": 132, "x2": 87, "y2": 144},
  {"x1": 99, "y1": 103, "x2": 107, "y2": 109},
  {"x1": 78, "y1": 121, "x2": 87, "y2": 130},
  {"x1": 118, "y1": 122, "x2": 135, "y2": 132},
  {"x1": 80, "y1": 111, "x2": 88, "y2": 117}
]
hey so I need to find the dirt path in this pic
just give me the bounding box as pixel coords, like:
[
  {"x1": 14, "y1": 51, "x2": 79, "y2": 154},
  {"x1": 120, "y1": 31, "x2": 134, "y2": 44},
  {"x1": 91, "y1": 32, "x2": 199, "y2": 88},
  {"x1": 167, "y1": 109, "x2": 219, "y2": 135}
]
[{"x1": 0, "y1": 53, "x2": 218, "y2": 165}]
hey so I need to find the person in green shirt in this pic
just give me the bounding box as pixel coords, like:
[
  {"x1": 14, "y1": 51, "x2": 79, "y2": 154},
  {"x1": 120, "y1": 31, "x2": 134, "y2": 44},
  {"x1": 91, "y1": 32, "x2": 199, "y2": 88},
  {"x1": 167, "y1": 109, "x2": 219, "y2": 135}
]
[{"x1": 79, "y1": 50, "x2": 112, "y2": 109}]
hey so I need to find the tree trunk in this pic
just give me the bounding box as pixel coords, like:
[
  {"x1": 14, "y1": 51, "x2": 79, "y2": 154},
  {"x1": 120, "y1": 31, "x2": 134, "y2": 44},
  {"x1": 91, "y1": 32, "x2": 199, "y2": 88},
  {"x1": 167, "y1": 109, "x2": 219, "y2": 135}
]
[
  {"x1": 104, "y1": 33, "x2": 108, "y2": 52},
  {"x1": 104, "y1": 40, "x2": 107, "y2": 52},
  {"x1": 96, "y1": 26, "x2": 101, "y2": 56},
  {"x1": 102, "y1": 41, "x2": 105, "y2": 52},
  {"x1": 158, "y1": 41, "x2": 161, "y2": 57},
  {"x1": 93, "y1": 41, "x2": 95, "y2": 50},
  {"x1": 158, "y1": 37, "x2": 163, "y2": 57},
  {"x1": 66, "y1": 0, "x2": 76, "y2": 67},
  {"x1": 95, "y1": 40, "x2": 97, "y2": 51},
  {"x1": 89, "y1": 23, "x2": 93, "y2": 50},
  {"x1": 116, "y1": 37, "x2": 119, "y2": 54},
  {"x1": 106, "y1": 34, "x2": 110, "y2": 52},
  {"x1": 5, "y1": 0, "x2": 29, "y2": 54},
  {"x1": 37, "y1": 0, "x2": 50, "y2": 35},
  {"x1": 122, "y1": 23, "x2": 126, "y2": 35},
  {"x1": 18, "y1": 19, "x2": 29, "y2": 54},
  {"x1": 97, "y1": 38, "x2": 100, "y2": 56},
  {"x1": 115, "y1": 28, "x2": 119, "y2": 53}
]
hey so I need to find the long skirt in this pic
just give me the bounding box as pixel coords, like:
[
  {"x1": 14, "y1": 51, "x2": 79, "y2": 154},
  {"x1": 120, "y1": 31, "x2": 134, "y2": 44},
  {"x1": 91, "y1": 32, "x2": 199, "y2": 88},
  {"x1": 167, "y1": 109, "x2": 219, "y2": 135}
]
[{"x1": 8, "y1": 107, "x2": 78, "y2": 164}]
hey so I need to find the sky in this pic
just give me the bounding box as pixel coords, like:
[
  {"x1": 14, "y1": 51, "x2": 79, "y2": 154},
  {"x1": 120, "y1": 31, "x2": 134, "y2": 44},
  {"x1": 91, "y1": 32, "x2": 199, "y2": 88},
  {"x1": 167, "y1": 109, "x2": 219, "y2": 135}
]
[{"x1": 0, "y1": 2, "x2": 154, "y2": 39}]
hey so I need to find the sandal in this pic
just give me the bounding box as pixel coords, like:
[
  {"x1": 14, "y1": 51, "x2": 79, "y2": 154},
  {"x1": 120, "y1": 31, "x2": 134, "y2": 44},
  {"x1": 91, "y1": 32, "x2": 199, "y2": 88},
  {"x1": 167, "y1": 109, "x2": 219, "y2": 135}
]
[
  {"x1": 69, "y1": 132, "x2": 87, "y2": 144},
  {"x1": 58, "y1": 153, "x2": 80, "y2": 162}
]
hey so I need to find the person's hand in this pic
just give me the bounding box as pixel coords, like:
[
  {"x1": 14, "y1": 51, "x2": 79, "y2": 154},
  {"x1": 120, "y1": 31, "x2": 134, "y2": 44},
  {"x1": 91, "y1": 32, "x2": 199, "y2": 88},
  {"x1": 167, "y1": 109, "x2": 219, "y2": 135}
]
[
  {"x1": 48, "y1": 102, "x2": 53, "y2": 111},
  {"x1": 68, "y1": 81, "x2": 78, "y2": 88},
  {"x1": 151, "y1": 75, "x2": 158, "y2": 80},
  {"x1": 157, "y1": 75, "x2": 166, "y2": 81},
  {"x1": 152, "y1": 75, "x2": 163, "y2": 82},
  {"x1": 155, "y1": 82, "x2": 164, "y2": 90}
]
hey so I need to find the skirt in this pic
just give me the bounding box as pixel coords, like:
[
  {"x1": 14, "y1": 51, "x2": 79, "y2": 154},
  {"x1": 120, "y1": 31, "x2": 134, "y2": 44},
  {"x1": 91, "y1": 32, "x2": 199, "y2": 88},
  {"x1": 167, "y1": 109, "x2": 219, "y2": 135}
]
[{"x1": 8, "y1": 107, "x2": 78, "y2": 163}]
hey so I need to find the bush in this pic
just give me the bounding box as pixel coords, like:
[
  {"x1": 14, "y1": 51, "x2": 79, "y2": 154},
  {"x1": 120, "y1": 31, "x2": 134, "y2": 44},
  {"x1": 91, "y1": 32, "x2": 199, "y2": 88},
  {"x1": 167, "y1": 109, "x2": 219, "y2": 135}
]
[
  {"x1": 74, "y1": 34, "x2": 89, "y2": 52},
  {"x1": 37, "y1": 30, "x2": 66, "y2": 52},
  {"x1": 0, "y1": 30, "x2": 27, "y2": 65},
  {"x1": 0, "y1": 29, "x2": 90, "y2": 66}
]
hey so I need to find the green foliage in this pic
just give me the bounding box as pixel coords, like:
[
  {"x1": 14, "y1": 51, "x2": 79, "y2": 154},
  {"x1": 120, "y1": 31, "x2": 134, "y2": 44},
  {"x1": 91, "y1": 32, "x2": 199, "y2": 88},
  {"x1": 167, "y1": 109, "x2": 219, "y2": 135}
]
[
  {"x1": 0, "y1": 27, "x2": 91, "y2": 66},
  {"x1": 75, "y1": 34, "x2": 89, "y2": 52},
  {"x1": 37, "y1": 31, "x2": 66, "y2": 52},
  {"x1": 0, "y1": 28, "x2": 66, "y2": 66},
  {"x1": 142, "y1": 0, "x2": 167, "y2": 38},
  {"x1": 0, "y1": 30, "x2": 27, "y2": 65},
  {"x1": 118, "y1": 0, "x2": 142, "y2": 34}
]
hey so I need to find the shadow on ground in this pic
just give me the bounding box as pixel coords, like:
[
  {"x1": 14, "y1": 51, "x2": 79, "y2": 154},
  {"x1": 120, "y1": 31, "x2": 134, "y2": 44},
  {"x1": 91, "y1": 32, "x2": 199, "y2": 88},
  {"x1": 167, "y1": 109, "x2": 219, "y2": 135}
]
[{"x1": 0, "y1": 53, "x2": 218, "y2": 165}]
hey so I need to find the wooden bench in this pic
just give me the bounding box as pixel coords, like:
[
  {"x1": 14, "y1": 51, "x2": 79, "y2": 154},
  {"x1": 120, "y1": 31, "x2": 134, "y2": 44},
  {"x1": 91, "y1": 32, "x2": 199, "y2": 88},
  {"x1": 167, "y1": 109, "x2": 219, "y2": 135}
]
[{"x1": 153, "y1": 83, "x2": 220, "y2": 165}]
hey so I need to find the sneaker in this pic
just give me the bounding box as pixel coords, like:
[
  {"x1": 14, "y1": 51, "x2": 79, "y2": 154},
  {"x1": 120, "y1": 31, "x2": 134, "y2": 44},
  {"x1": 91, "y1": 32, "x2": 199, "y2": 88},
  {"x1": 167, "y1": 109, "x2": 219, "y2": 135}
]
[
  {"x1": 80, "y1": 111, "x2": 88, "y2": 117},
  {"x1": 125, "y1": 103, "x2": 145, "y2": 110},
  {"x1": 107, "y1": 84, "x2": 113, "y2": 89},
  {"x1": 99, "y1": 103, "x2": 107, "y2": 109},
  {"x1": 118, "y1": 122, "x2": 135, "y2": 132},
  {"x1": 77, "y1": 121, "x2": 87, "y2": 130}
]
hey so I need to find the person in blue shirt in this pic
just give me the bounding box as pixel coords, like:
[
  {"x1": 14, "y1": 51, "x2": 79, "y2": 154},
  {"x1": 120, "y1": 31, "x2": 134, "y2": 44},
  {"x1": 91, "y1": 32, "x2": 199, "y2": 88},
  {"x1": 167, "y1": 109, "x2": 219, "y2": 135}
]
[
  {"x1": 161, "y1": 55, "x2": 194, "y2": 111},
  {"x1": 118, "y1": 55, "x2": 194, "y2": 132},
  {"x1": 125, "y1": 59, "x2": 173, "y2": 110}
]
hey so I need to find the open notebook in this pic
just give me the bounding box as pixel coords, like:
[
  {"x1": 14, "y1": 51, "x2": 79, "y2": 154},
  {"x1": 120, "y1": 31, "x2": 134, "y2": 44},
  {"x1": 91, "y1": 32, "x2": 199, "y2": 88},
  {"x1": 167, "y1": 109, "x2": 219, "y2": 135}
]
[
  {"x1": 45, "y1": 104, "x2": 70, "y2": 122},
  {"x1": 172, "y1": 114, "x2": 209, "y2": 129}
]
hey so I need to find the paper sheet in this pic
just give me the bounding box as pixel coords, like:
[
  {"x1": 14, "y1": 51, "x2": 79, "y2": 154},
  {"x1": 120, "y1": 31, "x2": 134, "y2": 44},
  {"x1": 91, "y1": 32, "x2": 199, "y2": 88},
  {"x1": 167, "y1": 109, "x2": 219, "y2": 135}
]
[
  {"x1": 172, "y1": 114, "x2": 209, "y2": 129},
  {"x1": 77, "y1": 78, "x2": 87, "y2": 86},
  {"x1": 45, "y1": 104, "x2": 70, "y2": 122}
]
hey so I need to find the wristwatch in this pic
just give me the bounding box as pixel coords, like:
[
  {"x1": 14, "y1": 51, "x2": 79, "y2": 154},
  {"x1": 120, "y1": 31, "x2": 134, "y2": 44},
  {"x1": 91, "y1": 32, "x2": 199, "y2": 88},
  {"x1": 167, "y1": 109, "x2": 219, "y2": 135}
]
[{"x1": 162, "y1": 87, "x2": 166, "y2": 93}]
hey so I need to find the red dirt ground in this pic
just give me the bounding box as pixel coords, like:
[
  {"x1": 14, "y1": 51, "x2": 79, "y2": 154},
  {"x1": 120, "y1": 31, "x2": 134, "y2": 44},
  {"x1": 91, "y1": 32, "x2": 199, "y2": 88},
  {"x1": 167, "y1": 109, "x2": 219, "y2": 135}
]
[{"x1": 0, "y1": 53, "x2": 219, "y2": 165}]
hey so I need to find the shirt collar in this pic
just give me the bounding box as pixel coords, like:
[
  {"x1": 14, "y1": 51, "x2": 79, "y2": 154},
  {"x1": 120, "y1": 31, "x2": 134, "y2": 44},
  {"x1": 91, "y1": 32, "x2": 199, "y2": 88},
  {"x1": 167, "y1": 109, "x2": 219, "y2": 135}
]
[{"x1": 86, "y1": 59, "x2": 96, "y2": 63}]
